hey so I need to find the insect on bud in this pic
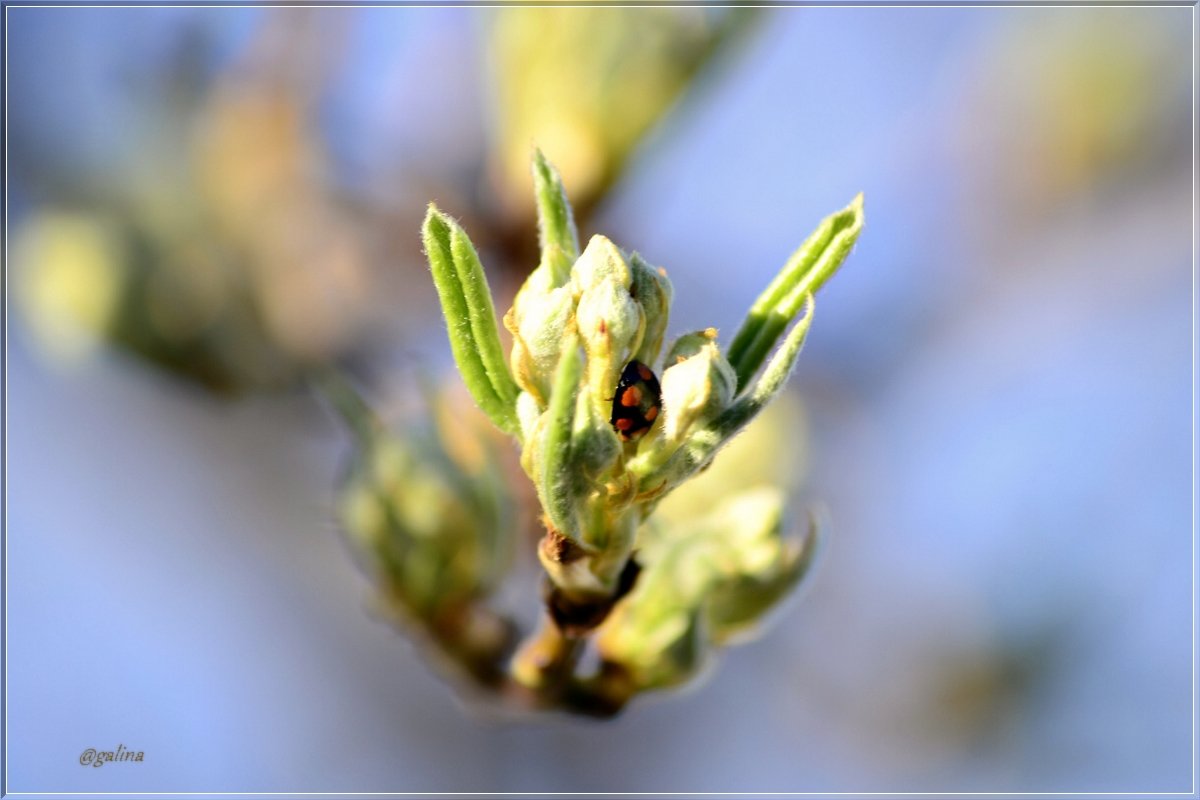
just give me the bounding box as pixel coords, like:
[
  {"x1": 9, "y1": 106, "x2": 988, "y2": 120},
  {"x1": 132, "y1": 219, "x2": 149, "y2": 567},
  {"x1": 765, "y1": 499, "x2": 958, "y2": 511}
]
[{"x1": 571, "y1": 236, "x2": 646, "y2": 419}]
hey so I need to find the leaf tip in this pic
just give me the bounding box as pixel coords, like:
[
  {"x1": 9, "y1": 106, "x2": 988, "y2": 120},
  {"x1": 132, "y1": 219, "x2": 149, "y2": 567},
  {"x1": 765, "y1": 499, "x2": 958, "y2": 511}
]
[
  {"x1": 843, "y1": 193, "x2": 865, "y2": 233},
  {"x1": 422, "y1": 203, "x2": 451, "y2": 242}
]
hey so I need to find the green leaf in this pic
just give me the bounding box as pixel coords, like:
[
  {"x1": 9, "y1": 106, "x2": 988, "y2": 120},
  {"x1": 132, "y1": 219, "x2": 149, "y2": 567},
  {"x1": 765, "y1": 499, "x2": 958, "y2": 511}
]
[
  {"x1": 716, "y1": 294, "x2": 815, "y2": 438},
  {"x1": 532, "y1": 149, "x2": 580, "y2": 285},
  {"x1": 539, "y1": 334, "x2": 585, "y2": 541},
  {"x1": 423, "y1": 206, "x2": 520, "y2": 434},
  {"x1": 727, "y1": 194, "x2": 863, "y2": 391},
  {"x1": 448, "y1": 225, "x2": 520, "y2": 404}
]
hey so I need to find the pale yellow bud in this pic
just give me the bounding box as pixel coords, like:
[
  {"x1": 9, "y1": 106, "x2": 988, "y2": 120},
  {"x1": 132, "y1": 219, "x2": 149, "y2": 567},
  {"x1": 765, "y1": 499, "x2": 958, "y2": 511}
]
[
  {"x1": 506, "y1": 284, "x2": 576, "y2": 404},
  {"x1": 659, "y1": 335, "x2": 736, "y2": 442},
  {"x1": 629, "y1": 254, "x2": 673, "y2": 366}
]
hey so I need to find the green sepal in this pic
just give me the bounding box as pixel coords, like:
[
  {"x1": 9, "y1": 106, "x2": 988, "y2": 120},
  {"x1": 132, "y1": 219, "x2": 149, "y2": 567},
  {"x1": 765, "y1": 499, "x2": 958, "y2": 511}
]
[
  {"x1": 532, "y1": 148, "x2": 580, "y2": 285},
  {"x1": 538, "y1": 333, "x2": 586, "y2": 541}
]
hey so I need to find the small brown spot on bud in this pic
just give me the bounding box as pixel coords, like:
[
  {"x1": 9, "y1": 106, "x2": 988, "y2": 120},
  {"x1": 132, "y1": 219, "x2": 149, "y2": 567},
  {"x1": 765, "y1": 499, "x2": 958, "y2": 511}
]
[{"x1": 540, "y1": 528, "x2": 585, "y2": 564}]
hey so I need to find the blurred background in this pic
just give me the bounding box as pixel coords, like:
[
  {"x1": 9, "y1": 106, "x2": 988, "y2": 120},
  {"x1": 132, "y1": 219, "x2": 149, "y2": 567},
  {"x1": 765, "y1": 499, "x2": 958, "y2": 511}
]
[{"x1": 6, "y1": 5, "x2": 1193, "y2": 793}]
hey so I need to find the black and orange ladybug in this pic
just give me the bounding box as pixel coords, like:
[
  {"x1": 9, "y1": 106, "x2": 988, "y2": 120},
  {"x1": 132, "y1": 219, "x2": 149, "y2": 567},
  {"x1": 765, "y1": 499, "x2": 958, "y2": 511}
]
[{"x1": 610, "y1": 360, "x2": 662, "y2": 442}]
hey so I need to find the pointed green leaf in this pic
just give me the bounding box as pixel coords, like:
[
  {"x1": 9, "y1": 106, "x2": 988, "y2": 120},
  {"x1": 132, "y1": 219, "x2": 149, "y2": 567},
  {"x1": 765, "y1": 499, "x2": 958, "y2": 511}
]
[
  {"x1": 532, "y1": 149, "x2": 580, "y2": 285},
  {"x1": 448, "y1": 223, "x2": 520, "y2": 405},
  {"x1": 423, "y1": 206, "x2": 519, "y2": 434},
  {"x1": 718, "y1": 294, "x2": 815, "y2": 436},
  {"x1": 728, "y1": 194, "x2": 862, "y2": 391}
]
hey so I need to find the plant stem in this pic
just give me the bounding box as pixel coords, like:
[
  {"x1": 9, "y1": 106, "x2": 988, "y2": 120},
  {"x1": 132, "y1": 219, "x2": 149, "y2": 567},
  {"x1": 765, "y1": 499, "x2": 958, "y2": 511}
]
[{"x1": 510, "y1": 614, "x2": 587, "y2": 699}]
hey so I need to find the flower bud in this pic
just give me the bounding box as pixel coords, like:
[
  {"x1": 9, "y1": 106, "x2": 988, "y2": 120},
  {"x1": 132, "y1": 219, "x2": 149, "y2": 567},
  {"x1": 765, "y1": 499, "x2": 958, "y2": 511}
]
[
  {"x1": 506, "y1": 283, "x2": 576, "y2": 404},
  {"x1": 570, "y1": 389, "x2": 622, "y2": 484},
  {"x1": 629, "y1": 253, "x2": 673, "y2": 367},
  {"x1": 596, "y1": 487, "x2": 815, "y2": 692},
  {"x1": 659, "y1": 330, "x2": 736, "y2": 442},
  {"x1": 597, "y1": 604, "x2": 706, "y2": 691},
  {"x1": 594, "y1": 517, "x2": 710, "y2": 689},
  {"x1": 338, "y1": 413, "x2": 513, "y2": 619},
  {"x1": 572, "y1": 234, "x2": 632, "y2": 291},
  {"x1": 702, "y1": 488, "x2": 819, "y2": 643},
  {"x1": 574, "y1": 237, "x2": 646, "y2": 416},
  {"x1": 664, "y1": 327, "x2": 718, "y2": 363}
]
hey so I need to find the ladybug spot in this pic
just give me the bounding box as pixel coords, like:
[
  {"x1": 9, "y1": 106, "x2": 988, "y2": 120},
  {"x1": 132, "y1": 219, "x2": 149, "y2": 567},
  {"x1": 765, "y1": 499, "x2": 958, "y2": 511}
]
[{"x1": 610, "y1": 360, "x2": 662, "y2": 441}]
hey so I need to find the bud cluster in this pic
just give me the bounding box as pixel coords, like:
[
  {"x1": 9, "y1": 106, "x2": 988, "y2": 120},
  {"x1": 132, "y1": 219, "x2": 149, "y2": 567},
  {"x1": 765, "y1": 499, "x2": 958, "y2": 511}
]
[{"x1": 348, "y1": 150, "x2": 862, "y2": 711}]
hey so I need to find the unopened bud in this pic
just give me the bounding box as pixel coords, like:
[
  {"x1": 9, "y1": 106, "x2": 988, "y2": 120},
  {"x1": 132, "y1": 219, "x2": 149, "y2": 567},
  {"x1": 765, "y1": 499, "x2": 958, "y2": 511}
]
[
  {"x1": 659, "y1": 332, "x2": 736, "y2": 442},
  {"x1": 629, "y1": 254, "x2": 673, "y2": 367},
  {"x1": 506, "y1": 284, "x2": 576, "y2": 404},
  {"x1": 572, "y1": 234, "x2": 632, "y2": 293}
]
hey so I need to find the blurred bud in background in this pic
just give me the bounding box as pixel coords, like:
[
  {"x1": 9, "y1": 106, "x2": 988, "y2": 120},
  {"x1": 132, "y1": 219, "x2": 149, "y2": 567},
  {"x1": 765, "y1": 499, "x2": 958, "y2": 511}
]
[
  {"x1": 955, "y1": 9, "x2": 1188, "y2": 227},
  {"x1": 330, "y1": 376, "x2": 520, "y2": 686},
  {"x1": 12, "y1": 10, "x2": 381, "y2": 393},
  {"x1": 11, "y1": 7, "x2": 766, "y2": 393},
  {"x1": 653, "y1": 392, "x2": 809, "y2": 526},
  {"x1": 485, "y1": 7, "x2": 756, "y2": 228},
  {"x1": 592, "y1": 394, "x2": 812, "y2": 696},
  {"x1": 596, "y1": 487, "x2": 819, "y2": 694},
  {"x1": 14, "y1": 213, "x2": 128, "y2": 365}
]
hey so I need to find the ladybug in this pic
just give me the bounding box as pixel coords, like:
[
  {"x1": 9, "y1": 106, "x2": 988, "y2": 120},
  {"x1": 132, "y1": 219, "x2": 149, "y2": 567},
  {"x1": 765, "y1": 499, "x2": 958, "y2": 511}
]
[{"x1": 610, "y1": 360, "x2": 662, "y2": 442}]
